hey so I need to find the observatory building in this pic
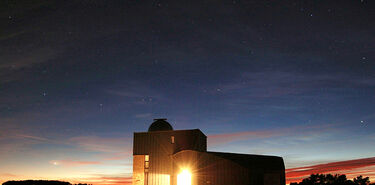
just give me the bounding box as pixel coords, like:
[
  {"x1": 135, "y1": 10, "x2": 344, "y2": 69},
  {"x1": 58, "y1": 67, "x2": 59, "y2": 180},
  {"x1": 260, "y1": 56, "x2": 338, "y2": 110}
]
[{"x1": 133, "y1": 119, "x2": 285, "y2": 185}]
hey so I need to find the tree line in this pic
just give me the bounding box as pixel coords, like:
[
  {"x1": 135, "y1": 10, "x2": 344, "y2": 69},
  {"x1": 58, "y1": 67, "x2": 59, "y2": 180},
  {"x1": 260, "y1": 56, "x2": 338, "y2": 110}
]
[
  {"x1": 2, "y1": 180, "x2": 92, "y2": 185},
  {"x1": 290, "y1": 174, "x2": 373, "y2": 185}
]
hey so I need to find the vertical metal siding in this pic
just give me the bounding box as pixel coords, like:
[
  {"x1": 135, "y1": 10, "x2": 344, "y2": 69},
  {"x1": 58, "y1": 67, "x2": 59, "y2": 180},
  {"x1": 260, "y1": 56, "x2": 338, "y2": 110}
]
[
  {"x1": 173, "y1": 150, "x2": 257, "y2": 185},
  {"x1": 134, "y1": 129, "x2": 207, "y2": 155},
  {"x1": 135, "y1": 130, "x2": 206, "y2": 185}
]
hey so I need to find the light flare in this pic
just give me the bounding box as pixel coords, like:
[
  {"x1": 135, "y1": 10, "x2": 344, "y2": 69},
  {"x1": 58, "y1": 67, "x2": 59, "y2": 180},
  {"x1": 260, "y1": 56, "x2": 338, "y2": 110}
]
[{"x1": 177, "y1": 169, "x2": 192, "y2": 185}]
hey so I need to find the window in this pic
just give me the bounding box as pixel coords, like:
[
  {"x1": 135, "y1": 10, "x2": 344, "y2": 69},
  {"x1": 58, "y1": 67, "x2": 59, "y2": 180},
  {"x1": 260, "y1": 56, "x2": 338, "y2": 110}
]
[
  {"x1": 171, "y1": 136, "x2": 175, "y2": 143},
  {"x1": 144, "y1": 155, "x2": 149, "y2": 171}
]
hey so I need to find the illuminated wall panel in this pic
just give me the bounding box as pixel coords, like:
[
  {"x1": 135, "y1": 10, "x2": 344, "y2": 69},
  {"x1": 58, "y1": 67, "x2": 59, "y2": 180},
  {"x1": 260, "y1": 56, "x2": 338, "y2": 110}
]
[{"x1": 133, "y1": 155, "x2": 145, "y2": 185}]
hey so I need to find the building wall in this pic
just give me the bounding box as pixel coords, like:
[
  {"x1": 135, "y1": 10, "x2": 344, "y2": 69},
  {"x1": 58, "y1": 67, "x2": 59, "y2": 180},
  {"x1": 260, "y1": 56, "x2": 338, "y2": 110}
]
[
  {"x1": 133, "y1": 129, "x2": 284, "y2": 185},
  {"x1": 133, "y1": 155, "x2": 145, "y2": 185},
  {"x1": 264, "y1": 173, "x2": 282, "y2": 185},
  {"x1": 173, "y1": 150, "x2": 285, "y2": 185},
  {"x1": 133, "y1": 132, "x2": 173, "y2": 185},
  {"x1": 133, "y1": 129, "x2": 207, "y2": 185},
  {"x1": 207, "y1": 152, "x2": 285, "y2": 185},
  {"x1": 172, "y1": 129, "x2": 207, "y2": 153},
  {"x1": 173, "y1": 150, "x2": 251, "y2": 185},
  {"x1": 133, "y1": 129, "x2": 207, "y2": 155}
]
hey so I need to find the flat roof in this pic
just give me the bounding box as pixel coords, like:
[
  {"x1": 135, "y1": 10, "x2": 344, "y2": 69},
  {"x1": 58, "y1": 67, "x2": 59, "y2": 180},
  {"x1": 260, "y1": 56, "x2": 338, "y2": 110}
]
[
  {"x1": 134, "y1": 128, "x2": 206, "y2": 136},
  {"x1": 174, "y1": 150, "x2": 284, "y2": 171}
]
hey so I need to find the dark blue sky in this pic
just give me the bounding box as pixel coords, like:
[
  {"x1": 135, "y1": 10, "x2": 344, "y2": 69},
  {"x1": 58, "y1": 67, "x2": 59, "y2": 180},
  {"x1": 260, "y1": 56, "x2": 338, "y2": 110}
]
[{"x1": 0, "y1": 0, "x2": 374, "y2": 184}]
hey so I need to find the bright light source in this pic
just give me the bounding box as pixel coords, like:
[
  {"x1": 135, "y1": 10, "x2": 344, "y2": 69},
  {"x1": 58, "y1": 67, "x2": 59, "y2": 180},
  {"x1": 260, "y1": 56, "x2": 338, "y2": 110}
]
[{"x1": 177, "y1": 169, "x2": 191, "y2": 185}]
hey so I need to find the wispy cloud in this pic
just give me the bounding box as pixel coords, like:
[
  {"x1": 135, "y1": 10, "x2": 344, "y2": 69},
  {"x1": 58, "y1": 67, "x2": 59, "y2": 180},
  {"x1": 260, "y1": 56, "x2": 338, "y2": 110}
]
[
  {"x1": 69, "y1": 174, "x2": 132, "y2": 185},
  {"x1": 106, "y1": 90, "x2": 144, "y2": 98},
  {"x1": 286, "y1": 157, "x2": 375, "y2": 184},
  {"x1": 0, "y1": 173, "x2": 18, "y2": 178},
  {"x1": 213, "y1": 71, "x2": 375, "y2": 101},
  {"x1": 0, "y1": 130, "x2": 55, "y2": 157},
  {"x1": 207, "y1": 124, "x2": 337, "y2": 146},
  {"x1": 106, "y1": 86, "x2": 163, "y2": 99},
  {"x1": 105, "y1": 85, "x2": 165, "y2": 105},
  {"x1": 208, "y1": 130, "x2": 283, "y2": 145},
  {"x1": 0, "y1": 47, "x2": 60, "y2": 70},
  {"x1": 0, "y1": 173, "x2": 21, "y2": 185},
  {"x1": 134, "y1": 113, "x2": 153, "y2": 118},
  {"x1": 49, "y1": 160, "x2": 101, "y2": 167},
  {"x1": 66, "y1": 135, "x2": 133, "y2": 164},
  {"x1": 13, "y1": 134, "x2": 50, "y2": 142},
  {"x1": 68, "y1": 136, "x2": 131, "y2": 153}
]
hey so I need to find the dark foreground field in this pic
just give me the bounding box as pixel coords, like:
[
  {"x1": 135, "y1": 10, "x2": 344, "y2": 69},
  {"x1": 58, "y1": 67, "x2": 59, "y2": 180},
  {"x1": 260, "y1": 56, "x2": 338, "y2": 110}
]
[{"x1": 2, "y1": 180, "x2": 90, "y2": 185}]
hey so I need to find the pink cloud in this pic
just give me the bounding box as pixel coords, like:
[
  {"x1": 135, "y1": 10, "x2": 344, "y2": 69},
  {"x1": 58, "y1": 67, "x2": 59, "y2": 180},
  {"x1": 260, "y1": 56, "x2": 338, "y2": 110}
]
[
  {"x1": 14, "y1": 134, "x2": 50, "y2": 142},
  {"x1": 101, "y1": 152, "x2": 132, "y2": 161},
  {"x1": 207, "y1": 124, "x2": 337, "y2": 146},
  {"x1": 208, "y1": 130, "x2": 283, "y2": 145},
  {"x1": 0, "y1": 173, "x2": 18, "y2": 177},
  {"x1": 49, "y1": 160, "x2": 101, "y2": 167},
  {"x1": 69, "y1": 136, "x2": 131, "y2": 153},
  {"x1": 65, "y1": 136, "x2": 133, "y2": 164},
  {"x1": 70, "y1": 175, "x2": 132, "y2": 185}
]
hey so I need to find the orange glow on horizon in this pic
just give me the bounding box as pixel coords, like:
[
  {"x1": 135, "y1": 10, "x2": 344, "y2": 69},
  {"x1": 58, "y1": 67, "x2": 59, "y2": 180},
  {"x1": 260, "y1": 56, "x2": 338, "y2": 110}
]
[
  {"x1": 2, "y1": 157, "x2": 375, "y2": 185},
  {"x1": 286, "y1": 157, "x2": 375, "y2": 184}
]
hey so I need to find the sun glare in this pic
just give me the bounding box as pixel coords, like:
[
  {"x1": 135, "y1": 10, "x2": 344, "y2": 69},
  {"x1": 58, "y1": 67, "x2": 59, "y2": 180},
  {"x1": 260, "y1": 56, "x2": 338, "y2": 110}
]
[{"x1": 177, "y1": 169, "x2": 192, "y2": 185}]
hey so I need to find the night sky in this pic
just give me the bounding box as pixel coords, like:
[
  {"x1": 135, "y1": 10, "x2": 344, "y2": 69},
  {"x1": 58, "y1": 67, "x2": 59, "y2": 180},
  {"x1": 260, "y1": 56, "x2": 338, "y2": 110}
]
[{"x1": 1, "y1": 0, "x2": 375, "y2": 184}]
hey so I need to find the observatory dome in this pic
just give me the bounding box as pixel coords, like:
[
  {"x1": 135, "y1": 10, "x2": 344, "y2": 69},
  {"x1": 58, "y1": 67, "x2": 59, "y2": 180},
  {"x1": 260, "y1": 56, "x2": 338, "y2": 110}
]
[{"x1": 148, "y1": 118, "x2": 173, "y2": 132}]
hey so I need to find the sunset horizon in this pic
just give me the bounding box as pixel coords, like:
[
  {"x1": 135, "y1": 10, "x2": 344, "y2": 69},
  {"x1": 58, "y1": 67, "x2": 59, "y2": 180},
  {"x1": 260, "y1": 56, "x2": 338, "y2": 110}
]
[
  {"x1": 1, "y1": 121, "x2": 374, "y2": 185},
  {"x1": 1, "y1": 147, "x2": 375, "y2": 185}
]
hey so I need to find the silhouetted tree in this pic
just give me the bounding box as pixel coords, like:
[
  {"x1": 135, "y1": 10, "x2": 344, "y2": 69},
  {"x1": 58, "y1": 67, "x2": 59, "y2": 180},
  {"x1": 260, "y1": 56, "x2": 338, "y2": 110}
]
[
  {"x1": 291, "y1": 174, "x2": 372, "y2": 185},
  {"x1": 354, "y1": 176, "x2": 370, "y2": 185}
]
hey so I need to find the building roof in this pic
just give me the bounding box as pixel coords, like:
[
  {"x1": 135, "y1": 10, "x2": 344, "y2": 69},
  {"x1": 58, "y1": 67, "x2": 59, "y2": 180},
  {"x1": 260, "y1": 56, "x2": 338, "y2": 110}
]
[
  {"x1": 173, "y1": 150, "x2": 285, "y2": 172},
  {"x1": 207, "y1": 151, "x2": 285, "y2": 171},
  {"x1": 148, "y1": 118, "x2": 173, "y2": 132}
]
